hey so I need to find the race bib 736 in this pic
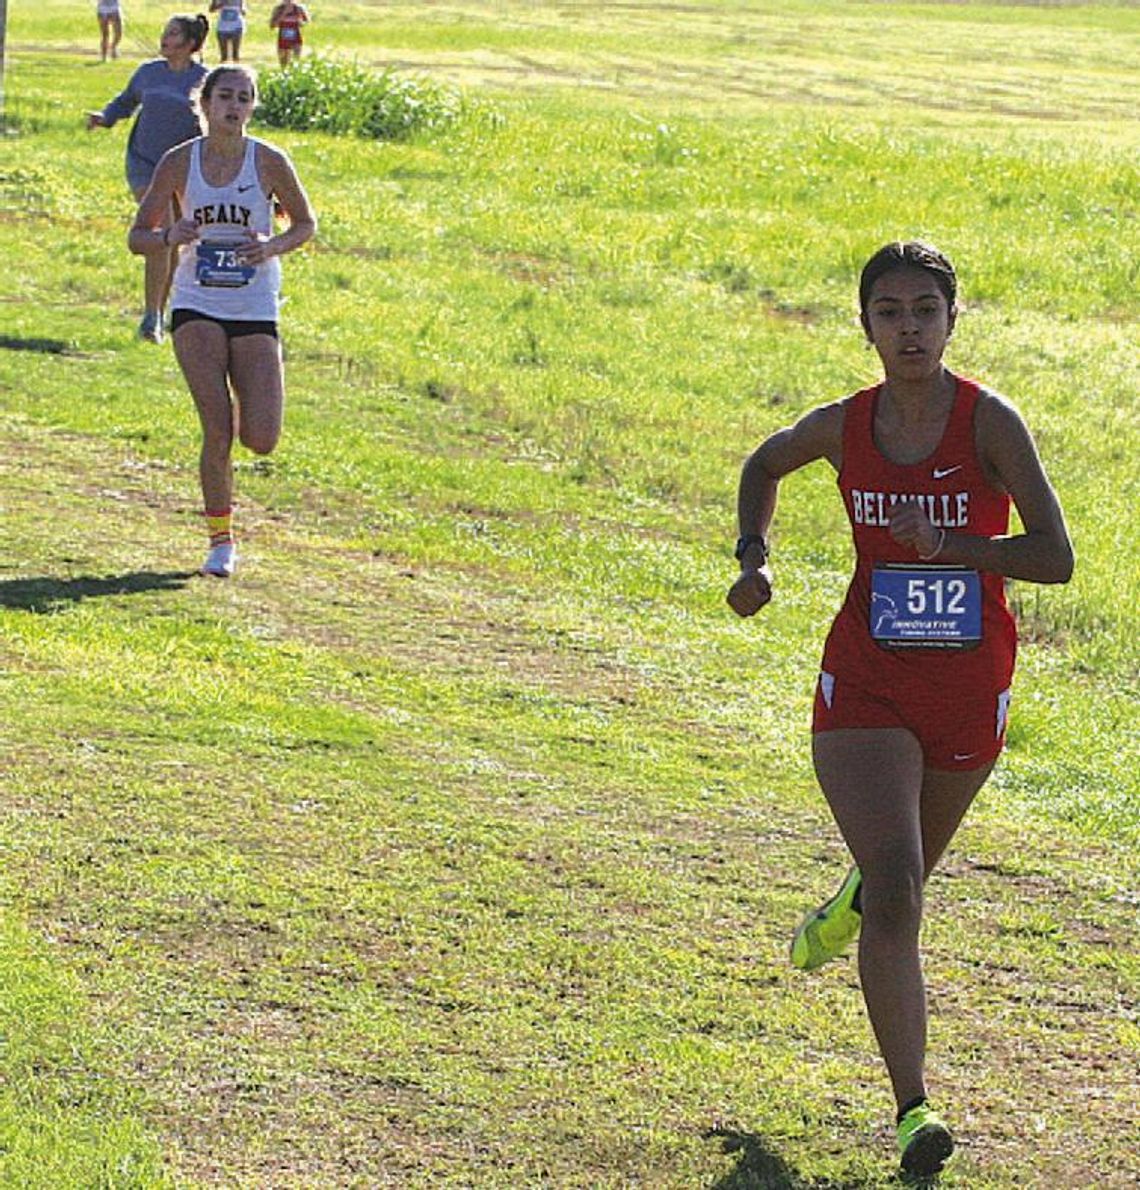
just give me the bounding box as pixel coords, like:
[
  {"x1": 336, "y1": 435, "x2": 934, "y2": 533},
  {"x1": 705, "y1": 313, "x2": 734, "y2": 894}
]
[{"x1": 195, "y1": 241, "x2": 255, "y2": 288}]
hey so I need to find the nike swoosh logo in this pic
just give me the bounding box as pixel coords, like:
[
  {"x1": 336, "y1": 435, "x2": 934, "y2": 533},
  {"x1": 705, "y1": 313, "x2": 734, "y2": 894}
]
[
  {"x1": 237, "y1": 184, "x2": 255, "y2": 193},
  {"x1": 953, "y1": 752, "x2": 978, "y2": 762},
  {"x1": 933, "y1": 465, "x2": 962, "y2": 479}
]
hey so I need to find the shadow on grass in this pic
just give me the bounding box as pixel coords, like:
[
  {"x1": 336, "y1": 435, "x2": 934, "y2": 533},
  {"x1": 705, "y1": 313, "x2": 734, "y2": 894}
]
[
  {"x1": 0, "y1": 335, "x2": 84, "y2": 356},
  {"x1": 0, "y1": 571, "x2": 197, "y2": 613},
  {"x1": 706, "y1": 1126, "x2": 877, "y2": 1189}
]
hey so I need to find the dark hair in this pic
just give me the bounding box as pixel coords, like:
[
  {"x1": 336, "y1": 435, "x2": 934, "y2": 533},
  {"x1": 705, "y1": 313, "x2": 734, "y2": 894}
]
[
  {"x1": 199, "y1": 63, "x2": 259, "y2": 105},
  {"x1": 859, "y1": 241, "x2": 958, "y2": 330},
  {"x1": 170, "y1": 13, "x2": 210, "y2": 52}
]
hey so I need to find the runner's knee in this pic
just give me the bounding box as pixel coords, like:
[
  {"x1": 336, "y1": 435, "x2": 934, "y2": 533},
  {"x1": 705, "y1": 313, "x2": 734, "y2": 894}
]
[
  {"x1": 239, "y1": 424, "x2": 280, "y2": 455},
  {"x1": 860, "y1": 860, "x2": 923, "y2": 936},
  {"x1": 201, "y1": 423, "x2": 234, "y2": 458}
]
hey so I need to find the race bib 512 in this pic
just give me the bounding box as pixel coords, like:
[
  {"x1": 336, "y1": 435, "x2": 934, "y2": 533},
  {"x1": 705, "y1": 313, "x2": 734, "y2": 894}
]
[{"x1": 870, "y1": 564, "x2": 982, "y2": 649}]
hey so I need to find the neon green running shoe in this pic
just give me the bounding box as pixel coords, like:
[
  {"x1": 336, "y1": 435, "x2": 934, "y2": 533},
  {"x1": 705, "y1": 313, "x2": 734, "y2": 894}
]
[
  {"x1": 897, "y1": 1102, "x2": 954, "y2": 1177},
  {"x1": 789, "y1": 866, "x2": 862, "y2": 971}
]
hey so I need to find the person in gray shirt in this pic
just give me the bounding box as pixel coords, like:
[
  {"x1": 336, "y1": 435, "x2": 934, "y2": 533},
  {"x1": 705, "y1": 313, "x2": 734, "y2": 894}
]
[{"x1": 87, "y1": 14, "x2": 210, "y2": 342}]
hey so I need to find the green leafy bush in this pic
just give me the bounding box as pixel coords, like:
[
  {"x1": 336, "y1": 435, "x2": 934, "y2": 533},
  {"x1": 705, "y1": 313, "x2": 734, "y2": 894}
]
[{"x1": 256, "y1": 57, "x2": 462, "y2": 140}]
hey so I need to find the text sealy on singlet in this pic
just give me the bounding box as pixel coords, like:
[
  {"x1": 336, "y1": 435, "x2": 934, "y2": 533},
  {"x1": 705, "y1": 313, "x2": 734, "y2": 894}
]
[
  {"x1": 820, "y1": 376, "x2": 1017, "y2": 699},
  {"x1": 169, "y1": 137, "x2": 282, "y2": 322}
]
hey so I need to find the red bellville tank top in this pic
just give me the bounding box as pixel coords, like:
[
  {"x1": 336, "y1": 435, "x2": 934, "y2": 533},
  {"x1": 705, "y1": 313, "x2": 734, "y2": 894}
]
[{"x1": 821, "y1": 375, "x2": 1018, "y2": 698}]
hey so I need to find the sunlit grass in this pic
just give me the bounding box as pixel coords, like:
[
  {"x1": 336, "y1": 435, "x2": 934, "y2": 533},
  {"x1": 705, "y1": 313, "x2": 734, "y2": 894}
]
[{"x1": 1, "y1": 1, "x2": 1137, "y2": 1184}]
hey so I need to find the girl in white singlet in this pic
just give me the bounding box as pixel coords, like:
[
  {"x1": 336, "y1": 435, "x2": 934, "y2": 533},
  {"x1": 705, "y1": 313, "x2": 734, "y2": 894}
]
[
  {"x1": 96, "y1": 0, "x2": 124, "y2": 61},
  {"x1": 128, "y1": 65, "x2": 317, "y2": 578},
  {"x1": 209, "y1": 0, "x2": 247, "y2": 61}
]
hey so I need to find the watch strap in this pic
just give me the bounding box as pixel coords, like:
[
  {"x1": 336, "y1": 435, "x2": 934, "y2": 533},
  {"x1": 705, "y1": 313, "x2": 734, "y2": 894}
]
[{"x1": 735, "y1": 534, "x2": 769, "y2": 562}]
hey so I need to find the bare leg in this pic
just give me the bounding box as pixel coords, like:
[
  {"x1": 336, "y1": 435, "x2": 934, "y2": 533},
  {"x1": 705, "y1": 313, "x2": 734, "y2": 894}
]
[
  {"x1": 131, "y1": 184, "x2": 175, "y2": 320},
  {"x1": 228, "y1": 333, "x2": 285, "y2": 456},
  {"x1": 145, "y1": 253, "x2": 171, "y2": 317},
  {"x1": 174, "y1": 320, "x2": 236, "y2": 512},
  {"x1": 98, "y1": 14, "x2": 110, "y2": 60},
  {"x1": 110, "y1": 13, "x2": 122, "y2": 57},
  {"x1": 920, "y1": 761, "x2": 995, "y2": 877},
  {"x1": 812, "y1": 729, "x2": 993, "y2": 1112}
]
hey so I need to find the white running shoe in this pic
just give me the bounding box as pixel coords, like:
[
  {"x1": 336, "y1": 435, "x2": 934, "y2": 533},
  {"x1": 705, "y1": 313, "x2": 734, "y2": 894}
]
[
  {"x1": 200, "y1": 541, "x2": 237, "y2": 578},
  {"x1": 138, "y1": 311, "x2": 164, "y2": 344}
]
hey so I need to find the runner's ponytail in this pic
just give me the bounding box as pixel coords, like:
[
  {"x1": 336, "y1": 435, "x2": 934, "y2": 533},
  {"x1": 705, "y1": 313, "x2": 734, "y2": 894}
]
[{"x1": 169, "y1": 12, "x2": 210, "y2": 52}]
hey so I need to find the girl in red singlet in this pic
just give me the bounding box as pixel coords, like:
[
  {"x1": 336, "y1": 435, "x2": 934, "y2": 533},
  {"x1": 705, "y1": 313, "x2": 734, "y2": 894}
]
[
  {"x1": 269, "y1": 0, "x2": 309, "y2": 67},
  {"x1": 727, "y1": 241, "x2": 1073, "y2": 1178}
]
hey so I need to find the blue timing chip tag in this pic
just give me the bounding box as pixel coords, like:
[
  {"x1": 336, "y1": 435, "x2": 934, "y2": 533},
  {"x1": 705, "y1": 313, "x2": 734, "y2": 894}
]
[
  {"x1": 870, "y1": 564, "x2": 982, "y2": 648},
  {"x1": 195, "y1": 241, "x2": 255, "y2": 288}
]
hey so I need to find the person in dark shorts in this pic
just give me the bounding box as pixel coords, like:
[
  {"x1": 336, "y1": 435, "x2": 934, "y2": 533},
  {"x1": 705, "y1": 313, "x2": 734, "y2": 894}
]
[
  {"x1": 87, "y1": 13, "x2": 210, "y2": 342},
  {"x1": 129, "y1": 65, "x2": 317, "y2": 578}
]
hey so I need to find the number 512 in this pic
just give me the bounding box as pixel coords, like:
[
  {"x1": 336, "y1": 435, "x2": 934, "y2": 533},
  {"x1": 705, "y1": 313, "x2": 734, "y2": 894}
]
[{"x1": 907, "y1": 578, "x2": 967, "y2": 615}]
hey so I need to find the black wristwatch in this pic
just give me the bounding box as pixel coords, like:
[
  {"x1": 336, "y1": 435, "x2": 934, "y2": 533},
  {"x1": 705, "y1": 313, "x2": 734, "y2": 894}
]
[{"x1": 734, "y1": 533, "x2": 769, "y2": 563}]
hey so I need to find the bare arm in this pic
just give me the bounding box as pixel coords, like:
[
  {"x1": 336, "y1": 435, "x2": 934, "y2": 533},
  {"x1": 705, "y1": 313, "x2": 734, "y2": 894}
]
[
  {"x1": 888, "y1": 391, "x2": 1074, "y2": 583},
  {"x1": 127, "y1": 145, "x2": 189, "y2": 255},
  {"x1": 265, "y1": 145, "x2": 317, "y2": 253},
  {"x1": 232, "y1": 144, "x2": 317, "y2": 266},
  {"x1": 956, "y1": 392, "x2": 1073, "y2": 582},
  {"x1": 728, "y1": 401, "x2": 844, "y2": 617}
]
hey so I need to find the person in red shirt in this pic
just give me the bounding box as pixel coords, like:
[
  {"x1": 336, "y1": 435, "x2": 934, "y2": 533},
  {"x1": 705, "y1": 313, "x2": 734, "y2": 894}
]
[
  {"x1": 727, "y1": 241, "x2": 1073, "y2": 1177},
  {"x1": 269, "y1": 0, "x2": 309, "y2": 67}
]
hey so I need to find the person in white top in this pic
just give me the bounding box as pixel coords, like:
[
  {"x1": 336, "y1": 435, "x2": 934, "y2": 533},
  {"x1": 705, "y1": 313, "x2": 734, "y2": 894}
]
[
  {"x1": 96, "y1": 0, "x2": 124, "y2": 61},
  {"x1": 209, "y1": 0, "x2": 247, "y2": 62},
  {"x1": 128, "y1": 64, "x2": 317, "y2": 578}
]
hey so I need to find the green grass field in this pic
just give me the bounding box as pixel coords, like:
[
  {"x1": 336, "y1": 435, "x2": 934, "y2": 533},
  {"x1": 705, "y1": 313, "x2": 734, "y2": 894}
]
[{"x1": 1, "y1": 1, "x2": 1138, "y2": 1185}]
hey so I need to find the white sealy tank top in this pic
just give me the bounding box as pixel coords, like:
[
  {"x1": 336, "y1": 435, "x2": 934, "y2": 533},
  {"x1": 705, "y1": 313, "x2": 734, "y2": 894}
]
[
  {"x1": 216, "y1": 5, "x2": 245, "y2": 34},
  {"x1": 170, "y1": 137, "x2": 282, "y2": 321}
]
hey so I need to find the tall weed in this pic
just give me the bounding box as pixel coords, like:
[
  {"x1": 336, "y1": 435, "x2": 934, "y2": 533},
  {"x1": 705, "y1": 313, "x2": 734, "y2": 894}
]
[{"x1": 256, "y1": 56, "x2": 462, "y2": 140}]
